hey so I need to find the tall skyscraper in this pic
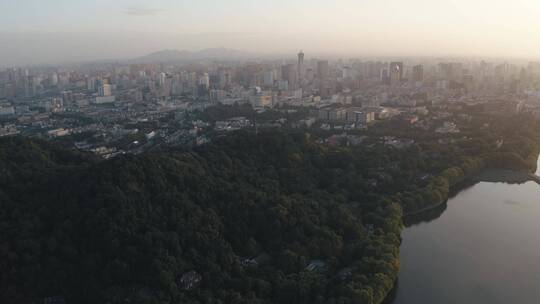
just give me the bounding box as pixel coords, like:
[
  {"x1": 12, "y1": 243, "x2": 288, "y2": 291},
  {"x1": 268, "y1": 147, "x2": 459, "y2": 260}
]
[
  {"x1": 380, "y1": 68, "x2": 389, "y2": 84},
  {"x1": 218, "y1": 68, "x2": 232, "y2": 89},
  {"x1": 389, "y1": 62, "x2": 403, "y2": 86},
  {"x1": 317, "y1": 60, "x2": 329, "y2": 79},
  {"x1": 159, "y1": 72, "x2": 167, "y2": 87},
  {"x1": 199, "y1": 73, "x2": 210, "y2": 89},
  {"x1": 87, "y1": 77, "x2": 96, "y2": 92},
  {"x1": 297, "y1": 51, "x2": 305, "y2": 87},
  {"x1": 412, "y1": 65, "x2": 424, "y2": 82},
  {"x1": 281, "y1": 64, "x2": 296, "y2": 89},
  {"x1": 263, "y1": 70, "x2": 274, "y2": 88}
]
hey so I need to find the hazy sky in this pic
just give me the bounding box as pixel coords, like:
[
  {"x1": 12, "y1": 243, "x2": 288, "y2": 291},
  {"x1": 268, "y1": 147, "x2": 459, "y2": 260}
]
[{"x1": 1, "y1": 0, "x2": 540, "y2": 65}]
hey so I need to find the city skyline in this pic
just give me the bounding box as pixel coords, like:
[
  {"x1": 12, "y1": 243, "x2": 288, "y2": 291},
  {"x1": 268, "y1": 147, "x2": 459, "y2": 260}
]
[
  {"x1": 4, "y1": 2, "x2": 540, "y2": 304},
  {"x1": 2, "y1": 0, "x2": 540, "y2": 66}
]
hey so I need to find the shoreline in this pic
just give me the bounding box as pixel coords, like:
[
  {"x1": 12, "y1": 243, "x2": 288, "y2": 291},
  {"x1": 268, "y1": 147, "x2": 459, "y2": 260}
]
[
  {"x1": 381, "y1": 152, "x2": 540, "y2": 304},
  {"x1": 403, "y1": 169, "x2": 540, "y2": 217},
  {"x1": 402, "y1": 150, "x2": 540, "y2": 217}
]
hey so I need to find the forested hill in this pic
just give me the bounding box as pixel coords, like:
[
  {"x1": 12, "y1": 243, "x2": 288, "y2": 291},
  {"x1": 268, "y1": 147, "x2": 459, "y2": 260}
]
[{"x1": 0, "y1": 132, "x2": 401, "y2": 304}]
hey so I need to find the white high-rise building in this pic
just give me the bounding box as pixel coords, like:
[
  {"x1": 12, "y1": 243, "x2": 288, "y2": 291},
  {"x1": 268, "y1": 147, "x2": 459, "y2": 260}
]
[
  {"x1": 199, "y1": 73, "x2": 210, "y2": 89},
  {"x1": 98, "y1": 84, "x2": 112, "y2": 97},
  {"x1": 159, "y1": 73, "x2": 167, "y2": 87}
]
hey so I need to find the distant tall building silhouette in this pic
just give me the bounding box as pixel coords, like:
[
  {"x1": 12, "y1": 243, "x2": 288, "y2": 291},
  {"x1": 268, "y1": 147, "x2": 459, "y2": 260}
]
[
  {"x1": 317, "y1": 60, "x2": 329, "y2": 79},
  {"x1": 281, "y1": 64, "x2": 296, "y2": 89},
  {"x1": 380, "y1": 68, "x2": 389, "y2": 84},
  {"x1": 297, "y1": 50, "x2": 305, "y2": 88},
  {"x1": 389, "y1": 62, "x2": 403, "y2": 86},
  {"x1": 412, "y1": 65, "x2": 424, "y2": 82},
  {"x1": 159, "y1": 72, "x2": 167, "y2": 87}
]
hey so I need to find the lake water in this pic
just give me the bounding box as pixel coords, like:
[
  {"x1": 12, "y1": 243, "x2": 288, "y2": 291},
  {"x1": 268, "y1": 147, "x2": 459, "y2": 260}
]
[{"x1": 388, "y1": 157, "x2": 540, "y2": 304}]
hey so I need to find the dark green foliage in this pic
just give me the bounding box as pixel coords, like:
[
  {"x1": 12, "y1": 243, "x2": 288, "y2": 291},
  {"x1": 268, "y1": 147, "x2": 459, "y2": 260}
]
[
  {"x1": 397, "y1": 114, "x2": 540, "y2": 214},
  {"x1": 0, "y1": 132, "x2": 401, "y2": 304},
  {"x1": 4, "y1": 112, "x2": 537, "y2": 303}
]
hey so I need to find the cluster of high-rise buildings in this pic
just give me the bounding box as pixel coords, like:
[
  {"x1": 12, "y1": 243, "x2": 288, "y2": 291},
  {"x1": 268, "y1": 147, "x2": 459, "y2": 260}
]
[
  {"x1": 2, "y1": 53, "x2": 540, "y2": 109},
  {"x1": 1, "y1": 51, "x2": 540, "y2": 157},
  {"x1": 1, "y1": 52, "x2": 540, "y2": 130}
]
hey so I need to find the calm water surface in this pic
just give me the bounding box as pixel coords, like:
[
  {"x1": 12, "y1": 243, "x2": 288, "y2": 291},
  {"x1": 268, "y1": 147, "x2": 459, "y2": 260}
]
[{"x1": 389, "y1": 158, "x2": 540, "y2": 304}]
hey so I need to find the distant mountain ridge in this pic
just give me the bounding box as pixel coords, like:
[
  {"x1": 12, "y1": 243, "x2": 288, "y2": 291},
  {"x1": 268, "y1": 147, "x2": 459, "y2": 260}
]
[{"x1": 131, "y1": 48, "x2": 254, "y2": 63}]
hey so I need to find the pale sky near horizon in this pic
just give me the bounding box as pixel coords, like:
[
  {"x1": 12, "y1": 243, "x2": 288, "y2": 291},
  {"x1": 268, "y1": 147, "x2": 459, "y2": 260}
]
[{"x1": 1, "y1": 0, "x2": 540, "y2": 65}]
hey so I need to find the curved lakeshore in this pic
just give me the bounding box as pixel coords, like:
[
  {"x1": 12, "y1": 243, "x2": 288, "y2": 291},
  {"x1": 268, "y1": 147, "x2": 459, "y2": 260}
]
[
  {"x1": 386, "y1": 155, "x2": 540, "y2": 303},
  {"x1": 474, "y1": 169, "x2": 540, "y2": 185},
  {"x1": 403, "y1": 168, "x2": 540, "y2": 217},
  {"x1": 376, "y1": 134, "x2": 540, "y2": 304}
]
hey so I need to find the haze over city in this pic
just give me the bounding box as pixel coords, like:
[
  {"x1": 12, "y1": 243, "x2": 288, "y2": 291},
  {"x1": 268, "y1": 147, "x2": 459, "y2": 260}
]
[
  {"x1": 2, "y1": 0, "x2": 540, "y2": 65},
  {"x1": 4, "y1": 1, "x2": 540, "y2": 304}
]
